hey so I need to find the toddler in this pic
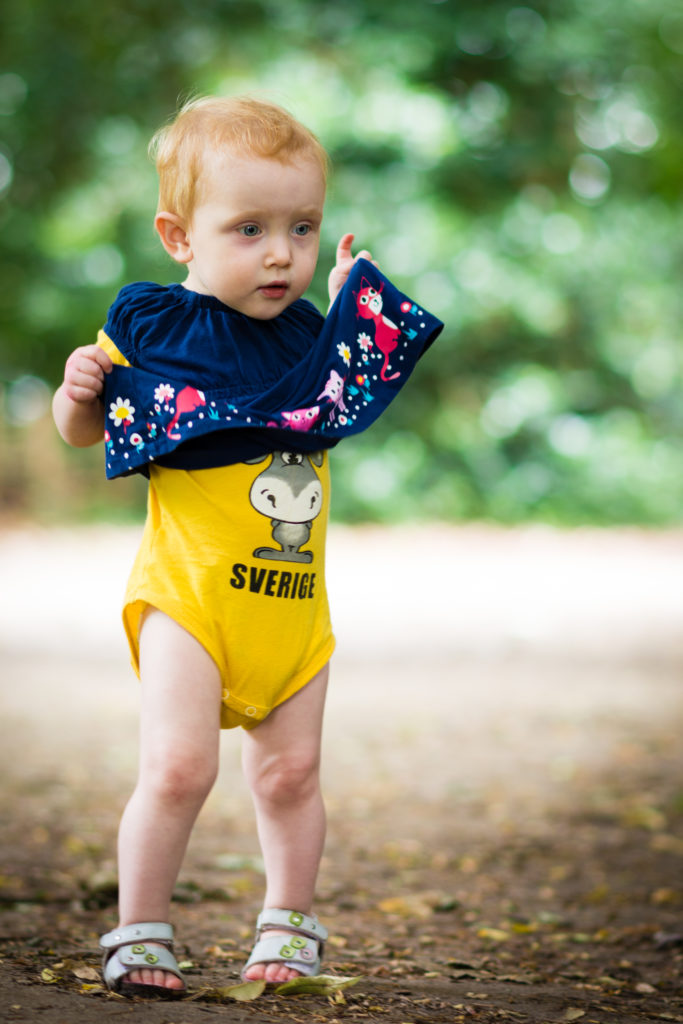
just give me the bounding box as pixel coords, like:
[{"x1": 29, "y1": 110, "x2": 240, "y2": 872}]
[{"x1": 53, "y1": 95, "x2": 442, "y2": 998}]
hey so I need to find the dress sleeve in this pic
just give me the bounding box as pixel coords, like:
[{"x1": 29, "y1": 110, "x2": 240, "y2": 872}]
[{"x1": 102, "y1": 281, "x2": 169, "y2": 364}]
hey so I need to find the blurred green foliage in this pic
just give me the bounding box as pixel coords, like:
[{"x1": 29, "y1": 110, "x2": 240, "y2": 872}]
[{"x1": 1, "y1": 0, "x2": 682, "y2": 523}]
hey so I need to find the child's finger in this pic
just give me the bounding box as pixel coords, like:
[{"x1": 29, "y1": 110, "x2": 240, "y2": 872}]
[
  {"x1": 83, "y1": 344, "x2": 113, "y2": 375},
  {"x1": 336, "y1": 232, "x2": 355, "y2": 263},
  {"x1": 66, "y1": 345, "x2": 112, "y2": 378},
  {"x1": 94, "y1": 346, "x2": 113, "y2": 374}
]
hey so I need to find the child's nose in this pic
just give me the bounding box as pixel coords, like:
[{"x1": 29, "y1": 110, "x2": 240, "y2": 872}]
[{"x1": 265, "y1": 235, "x2": 292, "y2": 267}]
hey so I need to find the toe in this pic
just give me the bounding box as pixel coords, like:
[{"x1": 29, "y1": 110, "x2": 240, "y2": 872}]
[
  {"x1": 243, "y1": 962, "x2": 304, "y2": 984},
  {"x1": 263, "y1": 962, "x2": 283, "y2": 984},
  {"x1": 124, "y1": 965, "x2": 183, "y2": 990},
  {"x1": 242, "y1": 963, "x2": 265, "y2": 981},
  {"x1": 264, "y1": 962, "x2": 301, "y2": 984}
]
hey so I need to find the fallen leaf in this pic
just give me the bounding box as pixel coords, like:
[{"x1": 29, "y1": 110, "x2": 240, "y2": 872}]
[
  {"x1": 636, "y1": 981, "x2": 657, "y2": 994},
  {"x1": 651, "y1": 888, "x2": 679, "y2": 906},
  {"x1": 73, "y1": 965, "x2": 100, "y2": 981},
  {"x1": 377, "y1": 895, "x2": 433, "y2": 919},
  {"x1": 537, "y1": 910, "x2": 567, "y2": 926},
  {"x1": 205, "y1": 943, "x2": 236, "y2": 958},
  {"x1": 620, "y1": 804, "x2": 666, "y2": 830},
  {"x1": 562, "y1": 1009, "x2": 585, "y2": 1021},
  {"x1": 220, "y1": 979, "x2": 266, "y2": 1001},
  {"x1": 189, "y1": 980, "x2": 266, "y2": 1002},
  {"x1": 40, "y1": 968, "x2": 58, "y2": 984},
  {"x1": 497, "y1": 973, "x2": 540, "y2": 985},
  {"x1": 477, "y1": 927, "x2": 510, "y2": 943},
  {"x1": 275, "y1": 974, "x2": 361, "y2": 996}
]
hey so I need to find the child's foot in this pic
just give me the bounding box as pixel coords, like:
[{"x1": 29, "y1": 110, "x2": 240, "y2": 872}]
[
  {"x1": 242, "y1": 930, "x2": 310, "y2": 984},
  {"x1": 241, "y1": 911, "x2": 327, "y2": 983},
  {"x1": 100, "y1": 924, "x2": 186, "y2": 997},
  {"x1": 124, "y1": 943, "x2": 186, "y2": 991}
]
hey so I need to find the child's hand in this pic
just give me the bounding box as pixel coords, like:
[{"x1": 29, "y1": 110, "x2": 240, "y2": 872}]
[
  {"x1": 328, "y1": 233, "x2": 378, "y2": 306},
  {"x1": 62, "y1": 345, "x2": 113, "y2": 404}
]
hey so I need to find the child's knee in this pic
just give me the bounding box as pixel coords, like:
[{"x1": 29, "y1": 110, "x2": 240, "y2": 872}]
[
  {"x1": 144, "y1": 747, "x2": 218, "y2": 805},
  {"x1": 248, "y1": 751, "x2": 320, "y2": 806}
]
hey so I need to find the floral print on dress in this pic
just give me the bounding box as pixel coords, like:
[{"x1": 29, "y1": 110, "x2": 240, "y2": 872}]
[
  {"x1": 102, "y1": 260, "x2": 442, "y2": 479},
  {"x1": 154, "y1": 383, "x2": 175, "y2": 404},
  {"x1": 336, "y1": 342, "x2": 352, "y2": 366},
  {"x1": 109, "y1": 397, "x2": 135, "y2": 426}
]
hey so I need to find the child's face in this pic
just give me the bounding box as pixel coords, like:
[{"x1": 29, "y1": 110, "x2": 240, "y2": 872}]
[{"x1": 181, "y1": 149, "x2": 325, "y2": 318}]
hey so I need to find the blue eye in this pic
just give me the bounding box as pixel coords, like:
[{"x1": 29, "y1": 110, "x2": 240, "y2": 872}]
[
  {"x1": 239, "y1": 224, "x2": 261, "y2": 237},
  {"x1": 293, "y1": 224, "x2": 311, "y2": 236}
]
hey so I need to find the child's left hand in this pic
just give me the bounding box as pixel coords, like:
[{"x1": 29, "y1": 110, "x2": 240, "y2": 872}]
[{"x1": 328, "y1": 233, "x2": 378, "y2": 306}]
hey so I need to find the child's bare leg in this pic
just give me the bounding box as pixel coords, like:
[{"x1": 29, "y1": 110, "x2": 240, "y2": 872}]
[
  {"x1": 241, "y1": 663, "x2": 328, "y2": 984},
  {"x1": 115, "y1": 609, "x2": 222, "y2": 991}
]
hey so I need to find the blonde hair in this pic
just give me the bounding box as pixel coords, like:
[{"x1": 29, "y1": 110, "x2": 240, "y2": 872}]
[{"x1": 149, "y1": 95, "x2": 329, "y2": 222}]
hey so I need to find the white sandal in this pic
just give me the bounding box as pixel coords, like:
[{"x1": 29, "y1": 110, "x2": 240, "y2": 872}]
[
  {"x1": 100, "y1": 921, "x2": 186, "y2": 998},
  {"x1": 242, "y1": 908, "x2": 327, "y2": 981}
]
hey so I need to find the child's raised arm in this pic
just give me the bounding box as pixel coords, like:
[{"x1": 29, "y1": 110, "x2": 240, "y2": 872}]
[
  {"x1": 327, "y1": 232, "x2": 377, "y2": 308},
  {"x1": 53, "y1": 344, "x2": 112, "y2": 447}
]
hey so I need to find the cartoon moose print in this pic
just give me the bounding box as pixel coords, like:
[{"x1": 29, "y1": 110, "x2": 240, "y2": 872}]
[
  {"x1": 247, "y1": 450, "x2": 324, "y2": 563},
  {"x1": 355, "y1": 279, "x2": 402, "y2": 381}
]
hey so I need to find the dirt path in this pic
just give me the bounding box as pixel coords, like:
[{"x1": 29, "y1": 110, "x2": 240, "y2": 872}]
[{"x1": 1, "y1": 524, "x2": 682, "y2": 1023}]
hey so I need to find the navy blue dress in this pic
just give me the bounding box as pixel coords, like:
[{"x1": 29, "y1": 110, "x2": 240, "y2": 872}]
[{"x1": 101, "y1": 259, "x2": 443, "y2": 479}]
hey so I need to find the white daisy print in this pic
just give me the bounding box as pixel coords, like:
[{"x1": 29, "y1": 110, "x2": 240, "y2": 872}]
[
  {"x1": 337, "y1": 342, "x2": 352, "y2": 366},
  {"x1": 109, "y1": 397, "x2": 135, "y2": 425}
]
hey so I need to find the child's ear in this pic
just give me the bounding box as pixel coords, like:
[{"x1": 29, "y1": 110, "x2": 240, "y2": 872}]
[{"x1": 155, "y1": 212, "x2": 193, "y2": 264}]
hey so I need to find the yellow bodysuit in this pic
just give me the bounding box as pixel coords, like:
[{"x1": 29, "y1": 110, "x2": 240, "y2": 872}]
[
  {"x1": 96, "y1": 262, "x2": 443, "y2": 726},
  {"x1": 99, "y1": 333, "x2": 334, "y2": 729}
]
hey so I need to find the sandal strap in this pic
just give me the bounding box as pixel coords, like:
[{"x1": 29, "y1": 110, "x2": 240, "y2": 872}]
[
  {"x1": 100, "y1": 923, "x2": 186, "y2": 994},
  {"x1": 103, "y1": 941, "x2": 185, "y2": 988},
  {"x1": 242, "y1": 933, "x2": 322, "y2": 978},
  {"x1": 255, "y1": 908, "x2": 328, "y2": 943},
  {"x1": 100, "y1": 922, "x2": 175, "y2": 951},
  {"x1": 242, "y1": 909, "x2": 327, "y2": 981}
]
